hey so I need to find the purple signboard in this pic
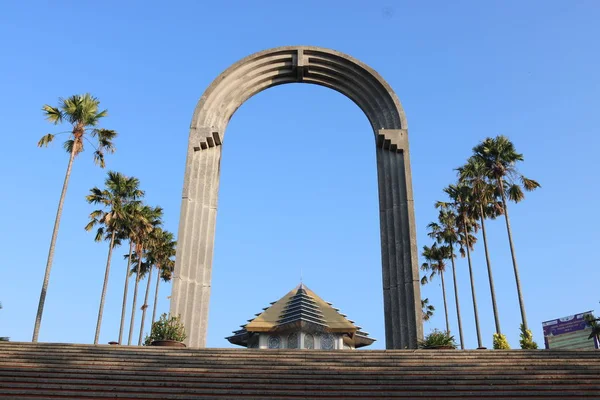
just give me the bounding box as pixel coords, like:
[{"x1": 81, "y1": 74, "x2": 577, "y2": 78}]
[{"x1": 542, "y1": 311, "x2": 599, "y2": 350}]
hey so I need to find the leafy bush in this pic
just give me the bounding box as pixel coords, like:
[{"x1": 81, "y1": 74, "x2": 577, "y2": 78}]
[
  {"x1": 418, "y1": 329, "x2": 457, "y2": 349},
  {"x1": 493, "y1": 333, "x2": 510, "y2": 349},
  {"x1": 584, "y1": 313, "x2": 600, "y2": 340},
  {"x1": 519, "y1": 324, "x2": 538, "y2": 349},
  {"x1": 143, "y1": 313, "x2": 186, "y2": 346}
]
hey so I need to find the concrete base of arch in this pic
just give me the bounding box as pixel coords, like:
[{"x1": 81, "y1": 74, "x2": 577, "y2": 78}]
[{"x1": 170, "y1": 47, "x2": 422, "y2": 349}]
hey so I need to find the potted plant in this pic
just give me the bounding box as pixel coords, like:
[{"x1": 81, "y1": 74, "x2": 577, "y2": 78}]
[
  {"x1": 418, "y1": 329, "x2": 457, "y2": 349},
  {"x1": 144, "y1": 313, "x2": 187, "y2": 347}
]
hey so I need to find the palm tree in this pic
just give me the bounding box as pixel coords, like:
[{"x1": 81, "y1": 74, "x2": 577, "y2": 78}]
[
  {"x1": 34, "y1": 94, "x2": 117, "y2": 342},
  {"x1": 428, "y1": 207, "x2": 465, "y2": 349},
  {"x1": 471, "y1": 135, "x2": 540, "y2": 331},
  {"x1": 137, "y1": 228, "x2": 175, "y2": 345},
  {"x1": 149, "y1": 231, "x2": 176, "y2": 326},
  {"x1": 118, "y1": 239, "x2": 134, "y2": 345},
  {"x1": 137, "y1": 254, "x2": 153, "y2": 346},
  {"x1": 421, "y1": 243, "x2": 451, "y2": 333},
  {"x1": 458, "y1": 157, "x2": 504, "y2": 335},
  {"x1": 85, "y1": 172, "x2": 144, "y2": 344},
  {"x1": 127, "y1": 205, "x2": 163, "y2": 345},
  {"x1": 421, "y1": 298, "x2": 435, "y2": 322},
  {"x1": 117, "y1": 202, "x2": 148, "y2": 345},
  {"x1": 442, "y1": 183, "x2": 483, "y2": 348}
]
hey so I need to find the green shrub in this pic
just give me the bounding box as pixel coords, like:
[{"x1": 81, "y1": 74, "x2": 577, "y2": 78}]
[
  {"x1": 143, "y1": 313, "x2": 186, "y2": 346},
  {"x1": 584, "y1": 313, "x2": 600, "y2": 340},
  {"x1": 493, "y1": 333, "x2": 510, "y2": 349},
  {"x1": 418, "y1": 329, "x2": 457, "y2": 349},
  {"x1": 519, "y1": 324, "x2": 538, "y2": 349}
]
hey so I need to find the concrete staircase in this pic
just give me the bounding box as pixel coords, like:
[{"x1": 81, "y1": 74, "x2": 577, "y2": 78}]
[{"x1": 1, "y1": 342, "x2": 599, "y2": 399}]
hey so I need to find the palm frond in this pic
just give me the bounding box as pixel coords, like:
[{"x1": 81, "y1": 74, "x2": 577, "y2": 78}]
[
  {"x1": 84, "y1": 218, "x2": 98, "y2": 232},
  {"x1": 85, "y1": 188, "x2": 107, "y2": 204},
  {"x1": 63, "y1": 139, "x2": 74, "y2": 154},
  {"x1": 94, "y1": 227, "x2": 105, "y2": 242},
  {"x1": 521, "y1": 176, "x2": 541, "y2": 191},
  {"x1": 93, "y1": 109, "x2": 108, "y2": 124},
  {"x1": 92, "y1": 128, "x2": 118, "y2": 141},
  {"x1": 508, "y1": 184, "x2": 525, "y2": 203},
  {"x1": 37, "y1": 134, "x2": 55, "y2": 148},
  {"x1": 94, "y1": 150, "x2": 106, "y2": 168},
  {"x1": 42, "y1": 105, "x2": 63, "y2": 124}
]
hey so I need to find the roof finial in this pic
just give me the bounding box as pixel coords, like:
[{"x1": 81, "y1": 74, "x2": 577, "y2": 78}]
[{"x1": 300, "y1": 266, "x2": 303, "y2": 284}]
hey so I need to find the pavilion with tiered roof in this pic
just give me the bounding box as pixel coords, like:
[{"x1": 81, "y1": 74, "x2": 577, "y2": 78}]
[{"x1": 226, "y1": 284, "x2": 375, "y2": 350}]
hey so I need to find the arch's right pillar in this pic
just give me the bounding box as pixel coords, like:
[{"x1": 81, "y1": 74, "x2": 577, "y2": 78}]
[{"x1": 376, "y1": 129, "x2": 422, "y2": 349}]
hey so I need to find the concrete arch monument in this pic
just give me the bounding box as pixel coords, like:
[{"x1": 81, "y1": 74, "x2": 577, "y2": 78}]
[{"x1": 171, "y1": 46, "x2": 422, "y2": 349}]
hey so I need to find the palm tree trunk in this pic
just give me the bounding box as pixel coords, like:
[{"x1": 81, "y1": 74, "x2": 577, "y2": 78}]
[
  {"x1": 127, "y1": 245, "x2": 142, "y2": 345},
  {"x1": 118, "y1": 241, "x2": 134, "y2": 344},
  {"x1": 94, "y1": 230, "x2": 116, "y2": 344},
  {"x1": 463, "y1": 218, "x2": 483, "y2": 348},
  {"x1": 33, "y1": 144, "x2": 77, "y2": 342},
  {"x1": 138, "y1": 266, "x2": 154, "y2": 345},
  {"x1": 440, "y1": 270, "x2": 450, "y2": 333},
  {"x1": 479, "y1": 206, "x2": 501, "y2": 334},
  {"x1": 499, "y1": 179, "x2": 528, "y2": 331},
  {"x1": 151, "y1": 266, "x2": 160, "y2": 326},
  {"x1": 449, "y1": 245, "x2": 464, "y2": 350}
]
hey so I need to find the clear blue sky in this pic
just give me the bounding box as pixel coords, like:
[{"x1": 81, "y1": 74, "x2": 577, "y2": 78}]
[{"x1": 1, "y1": 1, "x2": 598, "y2": 349}]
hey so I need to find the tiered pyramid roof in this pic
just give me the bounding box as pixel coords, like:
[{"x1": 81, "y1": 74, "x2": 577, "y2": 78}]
[{"x1": 226, "y1": 284, "x2": 375, "y2": 348}]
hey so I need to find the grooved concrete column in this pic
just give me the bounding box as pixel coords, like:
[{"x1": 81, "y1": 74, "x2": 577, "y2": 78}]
[
  {"x1": 376, "y1": 129, "x2": 422, "y2": 349},
  {"x1": 171, "y1": 46, "x2": 422, "y2": 349},
  {"x1": 171, "y1": 128, "x2": 221, "y2": 348}
]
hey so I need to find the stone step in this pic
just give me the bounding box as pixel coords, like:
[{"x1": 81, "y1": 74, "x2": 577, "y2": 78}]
[
  {"x1": 3, "y1": 374, "x2": 599, "y2": 387},
  {"x1": 4, "y1": 365, "x2": 598, "y2": 379},
  {"x1": 4, "y1": 347, "x2": 597, "y2": 358},
  {"x1": 2, "y1": 353, "x2": 597, "y2": 366},
  {"x1": 2, "y1": 367, "x2": 598, "y2": 382},
  {"x1": 2, "y1": 386, "x2": 599, "y2": 398},
  {"x1": 3, "y1": 348, "x2": 597, "y2": 362},
  {"x1": 3, "y1": 354, "x2": 597, "y2": 368},
  {"x1": 3, "y1": 342, "x2": 597, "y2": 357},
  {"x1": 4, "y1": 361, "x2": 598, "y2": 374},
  {"x1": 5, "y1": 354, "x2": 595, "y2": 366}
]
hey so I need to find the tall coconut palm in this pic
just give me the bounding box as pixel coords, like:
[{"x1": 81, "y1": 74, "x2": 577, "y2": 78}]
[
  {"x1": 137, "y1": 228, "x2": 175, "y2": 345},
  {"x1": 85, "y1": 172, "x2": 144, "y2": 344},
  {"x1": 126, "y1": 250, "x2": 148, "y2": 343},
  {"x1": 421, "y1": 243, "x2": 452, "y2": 334},
  {"x1": 428, "y1": 207, "x2": 465, "y2": 349},
  {"x1": 458, "y1": 157, "x2": 505, "y2": 335},
  {"x1": 34, "y1": 94, "x2": 117, "y2": 342},
  {"x1": 117, "y1": 202, "x2": 149, "y2": 345},
  {"x1": 442, "y1": 183, "x2": 483, "y2": 348},
  {"x1": 127, "y1": 205, "x2": 163, "y2": 345},
  {"x1": 118, "y1": 240, "x2": 134, "y2": 345},
  {"x1": 149, "y1": 232, "x2": 176, "y2": 327},
  {"x1": 421, "y1": 298, "x2": 435, "y2": 322},
  {"x1": 137, "y1": 254, "x2": 153, "y2": 346},
  {"x1": 471, "y1": 135, "x2": 540, "y2": 331}
]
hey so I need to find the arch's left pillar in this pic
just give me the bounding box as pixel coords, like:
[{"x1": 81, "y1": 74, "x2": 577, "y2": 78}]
[{"x1": 170, "y1": 129, "x2": 222, "y2": 348}]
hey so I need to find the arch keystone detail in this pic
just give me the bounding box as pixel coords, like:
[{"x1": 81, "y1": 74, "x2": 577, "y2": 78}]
[{"x1": 171, "y1": 46, "x2": 422, "y2": 349}]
